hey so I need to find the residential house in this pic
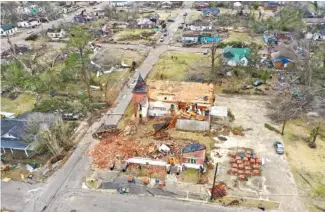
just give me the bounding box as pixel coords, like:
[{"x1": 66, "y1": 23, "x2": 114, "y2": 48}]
[
  {"x1": 74, "y1": 15, "x2": 96, "y2": 23},
  {"x1": 194, "y1": 2, "x2": 210, "y2": 10},
  {"x1": 264, "y1": 1, "x2": 279, "y2": 11},
  {"x1": 306, "y1": 24, "x2": 325, "y2": 41},
  {"x1": 136, "y1": 18, "x2": 156, "y2": 29},
  {"x1": 0, "y1": 25, "x2": 18, "y2": 37},
  {"x1": 47, "y1": 28, "x2": 66, "y2": 40},
  {"x1": 181, "y1": 31, "x2": 200, "y2": 46},
  {"x1": 271, "y1": 48, "x2": 297, "y2": 69},
  {"x1": 263, "y1": 31, "x2": 278, "y2": 46},
  {"x1": 201, "y1": 7, "x2": 220, "y2": 17},
  {"x1": 1, "y1": 112, "x2": 61, "y2": 158},
  {"x1": 161, "y1": 1, "x2": 172, "y2": 9},
  {"x1": 28, "y1": 20, "x2": 41, "y2": 28},
  {"x1": 263, "y1": 31, "x2": 292, "y2": 45},
  {"x1": 17, "y1": 21, "x2": 30, "y2": 28},
  {"x1": 181, "y1": 143, "x2": 206, "y2": 170},
  {"x1": 223, "y1": 46, "x2": 251, "y2": 66},
  {"x1": 110, "y1": 1, "x2": 131, "y2": 7},
  {"x1": 94, "y1": 8, "x2": 106, "y2": 18},
  {"x1": 145, "y1": 13, "x2": 160, "y2": 24},
  {"x1": 187, "y1": 20, "x2": 212, "y2": 31},
  {"x1": 312, "y1": 28, "x2": 325, "y2": 41},
  {"x1": 199, "y1": 32, "x2": 220, "y2": 44}
]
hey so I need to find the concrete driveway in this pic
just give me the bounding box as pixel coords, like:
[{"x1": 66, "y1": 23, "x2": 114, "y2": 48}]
[{"x1": 211, "y1": 95, "x2": 306, "y2": 212}]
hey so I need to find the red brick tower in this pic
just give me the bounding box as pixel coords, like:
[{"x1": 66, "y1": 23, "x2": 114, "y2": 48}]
[{"x1": 132, "y1": 74, "x2": 148, "y2": 119}]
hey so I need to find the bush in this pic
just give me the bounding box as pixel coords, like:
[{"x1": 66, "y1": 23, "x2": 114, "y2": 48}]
[
  {"x1": 264, "y1": 123, "x2": 281, "y2": 134},
  {"x1": 217, "y1": 41, "x2": 247, "y2": 48},
  {"x1": 227, "y1": 110, "x2": 235, "y2": 122},
  {"x1": 34, "y1": 97, "x2": 76, "y2": 113}
]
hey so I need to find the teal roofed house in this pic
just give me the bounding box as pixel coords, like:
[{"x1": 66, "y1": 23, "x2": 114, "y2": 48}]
[
  {"x1": 0, "y1": 24, "x2": 18, "y2": 37},
  {"x1": 223, "y1": 46, "x2": 251, "y2": 66}
]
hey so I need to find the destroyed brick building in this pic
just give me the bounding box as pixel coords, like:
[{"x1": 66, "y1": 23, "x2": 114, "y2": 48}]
[{"x1": 131, "y1": 76, "x2": 215, "y2": 131}]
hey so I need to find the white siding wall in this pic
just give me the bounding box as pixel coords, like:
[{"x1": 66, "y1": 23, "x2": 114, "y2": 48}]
[{"x1": 176, "y1": 119, "x2": 210, "y2": 131}]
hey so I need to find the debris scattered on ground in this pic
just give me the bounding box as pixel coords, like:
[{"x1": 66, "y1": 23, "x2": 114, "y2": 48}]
[
  {"x1": 89, "y1": 136, "x2": 156, "y2": 169},
  {"x1": 227, "y1": 151, "x2": 262, "y2": 180},
  {"x1": 211, "y1": 182, "x2": 228, "y2": 199},
  {"x1": 123, "y1": 125, "x2": 137, "y2": 136}
]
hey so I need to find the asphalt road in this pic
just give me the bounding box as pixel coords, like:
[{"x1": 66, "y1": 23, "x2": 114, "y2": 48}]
[
  {"x1": 52, "y1": 190, "x2": 258, "y2": 212},
  {"x1": 0, "y1": 2, "x2": 110, "y2": 53}
]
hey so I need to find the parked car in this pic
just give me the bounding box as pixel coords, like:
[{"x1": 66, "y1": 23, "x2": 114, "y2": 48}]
[
  {"x1": 252, "y1": 80, "x2": 263, "y2": 87},
  {"x1": 27, "y1": 30, "x2": 33, "y2": 34},
  {"x1": 62, "y1": 113, "x2": 80, "y2": 120},
  {"x1": 160, "y1": 37, "x2": 164, "y2": 42},
  {"x1": 274, "y1": 141, "x2": 284, "y2": 154},
  {"x1": 203, "y1": 49, "x2": 209, "y2": 55}
]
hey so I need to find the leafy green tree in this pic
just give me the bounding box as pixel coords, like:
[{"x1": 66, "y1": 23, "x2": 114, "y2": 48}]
[{"x1": 65, "y1": 26, "x2": 93, "y2": 101}]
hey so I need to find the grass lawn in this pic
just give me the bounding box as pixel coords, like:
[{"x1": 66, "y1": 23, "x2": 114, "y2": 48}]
[
  {"x1": 282, "y1": 119, "x2": 325, "y2": 207},
  {"x1": 179, "y1": 168, "x2": 200, "y2": 183},
  {"x1": 186, "y1": 10, "x2": 202, "y2": 21},
  {"x1": 148, "y1": 51, "x2": 208, "y2": 81},
  {"x1": 223, "y1": 32, "x2": 265, "y2": 46},
  {"x1": 1, "y1": 93, "x2": 36, "y2": 115},
  {"x1": 114, "y1": 29, "x2": 154, "y2": 41},
  {"x1": 156, "y1": 9, "x2": 180, "y2": 20}
]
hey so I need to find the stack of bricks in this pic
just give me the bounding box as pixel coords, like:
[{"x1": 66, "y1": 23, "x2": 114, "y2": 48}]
[{"x1": 227, "y1": 150, "x2": 262, "y2": 180}]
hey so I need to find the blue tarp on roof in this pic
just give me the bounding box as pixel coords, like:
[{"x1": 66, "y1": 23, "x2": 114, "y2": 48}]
[
  {"x1": 268, "y1": 1, "x2": 279, "y2": 6},
  {"x1": 202, "y1": 7, "x2": 220, "y2": 16},
  {"x1": 182, "y1": 143, "x2": 206, "y2": 154},
  {"x1": 273, "y1": 57, "x2": 292, "y2": 64}
]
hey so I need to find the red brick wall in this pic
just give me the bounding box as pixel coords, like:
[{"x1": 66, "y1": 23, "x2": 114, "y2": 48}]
[
  {"x1": 132, "y1": 93, "x2": 147, "y2": 104},
  {"x1": 182, "y1": 149, "x2": 206, "y2": 165}
]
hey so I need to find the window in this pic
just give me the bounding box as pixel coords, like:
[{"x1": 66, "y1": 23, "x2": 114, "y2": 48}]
[{"x1": 188, "y1": 158, "x2": 196, "y2": 164}]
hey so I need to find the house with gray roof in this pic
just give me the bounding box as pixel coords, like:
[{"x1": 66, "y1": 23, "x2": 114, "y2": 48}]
[{"x1": 1, "y1": 112, "x2": 61, "y2": 157}]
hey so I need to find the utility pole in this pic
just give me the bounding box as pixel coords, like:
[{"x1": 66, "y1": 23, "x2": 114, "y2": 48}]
[{"x1": 210, "y1": 162, "x2": 219, "y2": 201}]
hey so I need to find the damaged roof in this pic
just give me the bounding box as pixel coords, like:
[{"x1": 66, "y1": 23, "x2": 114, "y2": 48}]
[
  {"x1": 182, "y1": 143, "x2": 206, "y2": 154},
  {"x1": 147, "y1": 80, "x2": 214, "y2": 105},
  {"x1": 133, "y1": 74, "x2": 148, "y2": 93}
]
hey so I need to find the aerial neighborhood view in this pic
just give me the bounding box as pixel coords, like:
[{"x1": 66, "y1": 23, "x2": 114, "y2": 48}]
[{"x1": 1, "y1": 1, "x2": 325, "y2": 212}]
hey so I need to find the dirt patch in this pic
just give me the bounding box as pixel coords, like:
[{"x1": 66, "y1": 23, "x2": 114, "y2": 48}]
[{"x1": 214, "y1": 196, "x2": 280, "y2": 210}]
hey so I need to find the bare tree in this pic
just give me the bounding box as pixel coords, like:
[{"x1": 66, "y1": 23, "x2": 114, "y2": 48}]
[
  {"x1": 24, "y1": 113, "x2": 73, "y2": 156},
  {"x1": 210, "y1": 43, "x2": 222, "y2": 77},
  {"x1": 270, "y1": 90, "x2": 314, "y2": 135}
]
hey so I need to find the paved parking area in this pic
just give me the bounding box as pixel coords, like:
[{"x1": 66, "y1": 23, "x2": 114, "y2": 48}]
[{"x1": 211, "y1": 95, "x2": 306, "y2": 212}]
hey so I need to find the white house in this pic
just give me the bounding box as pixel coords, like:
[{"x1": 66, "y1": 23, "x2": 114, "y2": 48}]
[
  {"x1": 29, "y1": 21, "x2": 40, "y2": 28},
  {"x1": 0, "y1": 25, "x2": 18, "y2": 37},
  {"x1": 17, "y1": 21, "x2": 30, "y2": 28},
  {"x1": 47, "y1": 28, "x2": 66, "y2": 40}
]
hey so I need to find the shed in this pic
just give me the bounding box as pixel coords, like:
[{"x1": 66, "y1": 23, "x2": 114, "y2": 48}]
[{"x1": 211, "y1": 106, "x2": 228, "y2": 119}]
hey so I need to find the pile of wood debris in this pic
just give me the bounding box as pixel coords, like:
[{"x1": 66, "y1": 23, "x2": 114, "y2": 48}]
[{"x1": 89, "y1": 136, "x2": 156, "y2": 169}]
